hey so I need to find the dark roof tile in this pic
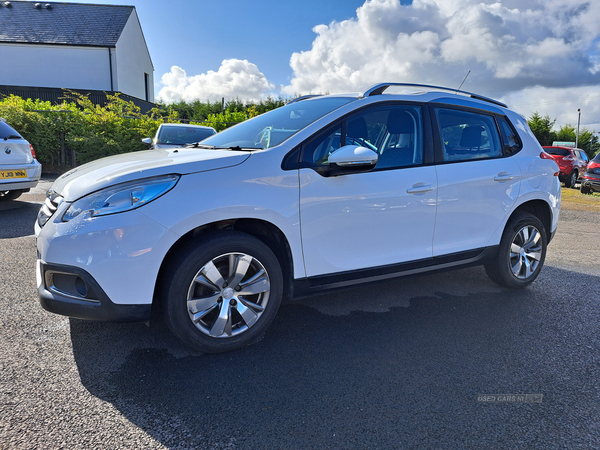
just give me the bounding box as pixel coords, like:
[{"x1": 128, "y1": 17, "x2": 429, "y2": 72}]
[{"x1": 0, "y1": 1, "x2": 134, "y2": 47}]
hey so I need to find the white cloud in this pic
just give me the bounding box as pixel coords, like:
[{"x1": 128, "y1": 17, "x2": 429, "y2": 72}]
[
  {"x1": 157, "y1": 59, "x2": 274, "y2": 103},
  {"x1": 156, "y1": 0, "x2": 600, "y2": 129},
  {"x1": 281, "y1": 0, "x2": 600, "y2": 128},
  {"x1": 501, "y1": 85, "x2": 600, "y2": 133}
]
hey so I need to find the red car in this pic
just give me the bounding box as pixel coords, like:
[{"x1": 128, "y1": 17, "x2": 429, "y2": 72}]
[
  {"x1": 542, "y1": 146, "x2": 589, "y2": 188},
  {"x1": 580, "y1": 152, "x2": 600, "y2": 194}
]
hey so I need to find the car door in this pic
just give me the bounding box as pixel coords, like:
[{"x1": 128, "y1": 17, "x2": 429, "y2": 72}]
[
  {"x1": 298, "y1": 104, "x2": 438, "y2": 283},
  {"x1": 431, "y1": 107, "x2": 521, "y2": 257}
]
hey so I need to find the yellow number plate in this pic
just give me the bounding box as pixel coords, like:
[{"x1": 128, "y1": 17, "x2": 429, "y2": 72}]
[{"x1": 0, "y1": 170, "x2": 27, "y2": 179}]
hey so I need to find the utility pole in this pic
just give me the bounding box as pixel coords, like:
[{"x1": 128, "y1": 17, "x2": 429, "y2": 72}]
[{"x1": 576, "y1": 108, "x2": 581, "y2": 148}]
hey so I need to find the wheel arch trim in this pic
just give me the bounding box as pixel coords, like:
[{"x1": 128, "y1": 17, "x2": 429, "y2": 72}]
[{"x1": 153, "y1": 218, "x2": 297, "y2": 309}]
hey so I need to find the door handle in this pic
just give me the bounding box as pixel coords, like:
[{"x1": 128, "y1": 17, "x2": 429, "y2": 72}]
[
  {"x1": 406, "y1": 184, "x2": 434, "y2": 194},
  {"x1": 494, "y1": 172, "x2": 515, "y2": 182}
]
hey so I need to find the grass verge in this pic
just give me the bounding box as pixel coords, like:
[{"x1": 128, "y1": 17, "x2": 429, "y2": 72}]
[{"x1": 560, "y1": 186, "x2": 600, "y2": 211}]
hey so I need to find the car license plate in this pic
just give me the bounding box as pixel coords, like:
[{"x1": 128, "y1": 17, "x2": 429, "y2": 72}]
[{"x1": 0, "y1": 170, "x2": 27, "y2": 179}]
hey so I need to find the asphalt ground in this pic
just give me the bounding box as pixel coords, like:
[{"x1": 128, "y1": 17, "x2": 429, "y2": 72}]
[{"x1": 1, "y1": 180, "x2": 599, "y2": 449}]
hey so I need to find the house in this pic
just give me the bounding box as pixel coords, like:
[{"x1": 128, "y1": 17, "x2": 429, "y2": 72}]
[{"x1": 0, "y1": 1, "x2": 154, "y2": 111}]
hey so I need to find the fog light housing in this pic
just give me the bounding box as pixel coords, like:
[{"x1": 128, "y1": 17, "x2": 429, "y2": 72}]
[{"x1": 44, "y1": 271, "x2": 99, "y2": 303}]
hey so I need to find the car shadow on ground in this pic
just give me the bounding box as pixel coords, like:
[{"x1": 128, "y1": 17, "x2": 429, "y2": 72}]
[
  {"x1": 70, "y1": 266, "x2": 600, "y2": 449},
  {"x1": 0, "y1": 201, "x2": 40, "y2": 238}
]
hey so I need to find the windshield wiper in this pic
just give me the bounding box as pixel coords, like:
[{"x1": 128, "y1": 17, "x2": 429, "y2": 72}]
[
  {"x1": 3, "y1": 134, "x2": 22, "y2": 140},
  {"x1": 185, "y1": 143, "x2": 216, "y2": 149},
  {"x1": 184, "y1": 143, "x2": 262, "y2": 151},
  {"x1": 226, "y1": 146, "x2": 262, "y2": 151}
]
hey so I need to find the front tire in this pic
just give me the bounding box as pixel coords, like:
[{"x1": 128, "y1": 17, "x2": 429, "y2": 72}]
[
  {"x1": 161, "y1": 231, "x2": 283, "y2": 353},
  {"x1": 485, "y1": 213, "x2": 547, "y2": 289}
]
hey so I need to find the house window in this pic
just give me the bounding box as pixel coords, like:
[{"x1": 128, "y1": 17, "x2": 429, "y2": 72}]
[{"x1": 144, "y1": 73, "x2": 150, "y2": 102}]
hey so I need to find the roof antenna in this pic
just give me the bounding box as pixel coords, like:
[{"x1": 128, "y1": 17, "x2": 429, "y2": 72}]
[{"x1": 456, "y1": 70, "x2": 471, "y2": 92}]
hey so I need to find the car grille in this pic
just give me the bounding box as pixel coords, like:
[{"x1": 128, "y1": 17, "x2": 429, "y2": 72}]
[{"x1": 37, "y1": 189, "x2": 63, "y2": 228}]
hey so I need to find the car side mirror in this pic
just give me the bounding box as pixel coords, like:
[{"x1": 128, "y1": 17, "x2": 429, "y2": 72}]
[
  {"x1": 141, "y1": 137, "x2": 152, "y2": 146},
  {"x1": 328, "y1": 145, "x2": 378, "y2": 174}
]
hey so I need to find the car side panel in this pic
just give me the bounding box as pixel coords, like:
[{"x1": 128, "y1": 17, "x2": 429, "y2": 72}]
[
  {"x1": 433, "y1": 157, "x2": 521, "y2": 256},
  {"x1": 299, "y1": 165, "x2": 438, "y2": 277}
]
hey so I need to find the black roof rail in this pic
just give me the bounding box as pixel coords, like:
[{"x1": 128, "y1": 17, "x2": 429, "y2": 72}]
[
  {"x1": 361, "y1": 83, "x2": 507, "y2": 108},
  {"x1": 287, "y1": 94, "x2": 323, "y2": 105}
]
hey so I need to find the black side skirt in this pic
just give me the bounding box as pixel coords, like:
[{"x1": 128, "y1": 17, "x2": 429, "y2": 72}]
[{"x1": 293, "y1": 246, "x2": 498, "y2": 298}]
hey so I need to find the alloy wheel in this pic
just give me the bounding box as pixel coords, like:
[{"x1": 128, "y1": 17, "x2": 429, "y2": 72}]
[
  {"x1": 186, "y1": 252, "x2": 271, "y2": 338},
  {"x1": 509, "y1": 225, "x2": 543, "y2": 279}
]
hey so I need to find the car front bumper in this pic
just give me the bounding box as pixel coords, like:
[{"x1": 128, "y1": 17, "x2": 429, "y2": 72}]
[
  {"x1": 37, "y1": 261, "x2": 151, "y2": 322},
  {"x1": 36, "y1": 200, "x2": 182, "y2": 320}
]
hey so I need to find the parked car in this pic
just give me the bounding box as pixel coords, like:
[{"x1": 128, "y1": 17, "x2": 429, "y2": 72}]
[
  {"x1": 142, "y1": 123, "x2": 216, "y2": 149},
  {"x1": 0, "y1": 118, "x2": 41, "y2": 200},
  {"x1": 580, "y1": 151, "x2": 600, "y2": 194},
  {"x1": 542, "y1": 145, "x2": 589, "y2": 188},
  {"x1": 35, "y1": 83, "x2": 561, "y2": 353}
]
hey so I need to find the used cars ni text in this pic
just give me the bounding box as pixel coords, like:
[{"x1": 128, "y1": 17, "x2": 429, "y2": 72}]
[{"x1": 35, "y1": 83, "x2": 561, "y2": 353}]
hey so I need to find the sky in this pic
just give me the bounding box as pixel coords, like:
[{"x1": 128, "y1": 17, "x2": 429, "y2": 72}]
[{"x1": 71, "y1": 0, "x2": 600, "y2": 132}]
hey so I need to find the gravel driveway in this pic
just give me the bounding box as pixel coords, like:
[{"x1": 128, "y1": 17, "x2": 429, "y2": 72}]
[{"x1": 1, "y1": 180, "x2": 599, "y2": 449}]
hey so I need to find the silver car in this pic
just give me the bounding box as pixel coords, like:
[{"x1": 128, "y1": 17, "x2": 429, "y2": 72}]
[
  {"x1": 0, "y1": 118, "x2": 41, "y2": 200},
  {"x1": 142, "y1": 123, "x2": 217, "y2": 149}
]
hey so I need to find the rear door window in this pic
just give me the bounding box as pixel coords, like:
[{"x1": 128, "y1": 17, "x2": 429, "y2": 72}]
[
  {"x1": 497, "y1": 117, "x2": 522, "y2": 155},
  {"x1": 435, "y1": 108, "x2": 502, "y2": 162}
]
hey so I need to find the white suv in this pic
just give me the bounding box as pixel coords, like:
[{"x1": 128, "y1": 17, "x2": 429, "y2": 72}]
[{"x1": 35, "y1": 83, "x2": 561, "y2": 353}]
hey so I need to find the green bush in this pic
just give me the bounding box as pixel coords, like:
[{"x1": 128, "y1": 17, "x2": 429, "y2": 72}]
[
  {"x1": 62, "y1": 91, "x2": 164, "y2": 165},
  {"x1": 0, "y1": 93, "x2": 172, "y2": 169},
  {"x1": 0, "y1": 95, "x2": 68, "y2": 167},
  {"x1": 0, "y1": 93, "x2": 285, "y2": 171}
]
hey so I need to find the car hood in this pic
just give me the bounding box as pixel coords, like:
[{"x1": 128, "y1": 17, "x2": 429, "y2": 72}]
[{"x1": 52, "y1": 147, "x2": 251, "y2": 201}]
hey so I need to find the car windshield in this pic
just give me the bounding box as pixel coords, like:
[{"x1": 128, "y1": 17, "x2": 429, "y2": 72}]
[
  {"x1": 157, "y1": 126, "x2": 215, "y2": 145},
  {"x1": 201, "y1": 96, "x2": 358, "y2": 150}
]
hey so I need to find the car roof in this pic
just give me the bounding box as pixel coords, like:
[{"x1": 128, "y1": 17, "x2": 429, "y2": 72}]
[{"x1": 295, "y1": 83, "x2": 508, "y2": 115}]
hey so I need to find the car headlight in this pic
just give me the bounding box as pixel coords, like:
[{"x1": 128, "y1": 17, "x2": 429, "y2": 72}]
[{"x1": 62, "y1": 174, "x2": 180, "y2": 222}]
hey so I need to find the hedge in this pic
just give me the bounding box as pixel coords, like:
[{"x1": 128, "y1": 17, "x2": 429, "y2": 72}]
[{"x1": 0, "y1": 92, "x2": 263, "y2": 171}]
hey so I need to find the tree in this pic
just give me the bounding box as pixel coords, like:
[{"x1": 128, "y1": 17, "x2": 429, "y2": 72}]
[
  {"x1": 527, "y1": 113, "x2": 599, "y2": 157},
  {"x1": 555, "y1": 125, "x2": 599, "y2": 158},
  {"x1": 527, "y1": 112, "x2": 556, "y2": 146}
]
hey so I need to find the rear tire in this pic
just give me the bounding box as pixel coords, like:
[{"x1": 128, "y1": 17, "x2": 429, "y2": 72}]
[
  {"x1": 485, "y1": 213, "x2": 547, "y2": 289},
  {"x1": 580, "y1": 184, "x2": 592, "y2": 195},
  {"x1": 565, "y1": 170, "x2": 577, "y2": 188},
  {"x1": 161, "y1": 231, "x2": 283, "y2": 353},
  {"x1": 0, "y1": 190, "x2": 22, "y2": 201}
]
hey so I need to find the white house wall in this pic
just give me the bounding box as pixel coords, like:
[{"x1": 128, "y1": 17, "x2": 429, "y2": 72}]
[
  {"x1": 115, "y1": 10, "x2": 154, "y2": 102},
  {"x1": 0, "y1": 43, "x2": 112, "y2": 91}
]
